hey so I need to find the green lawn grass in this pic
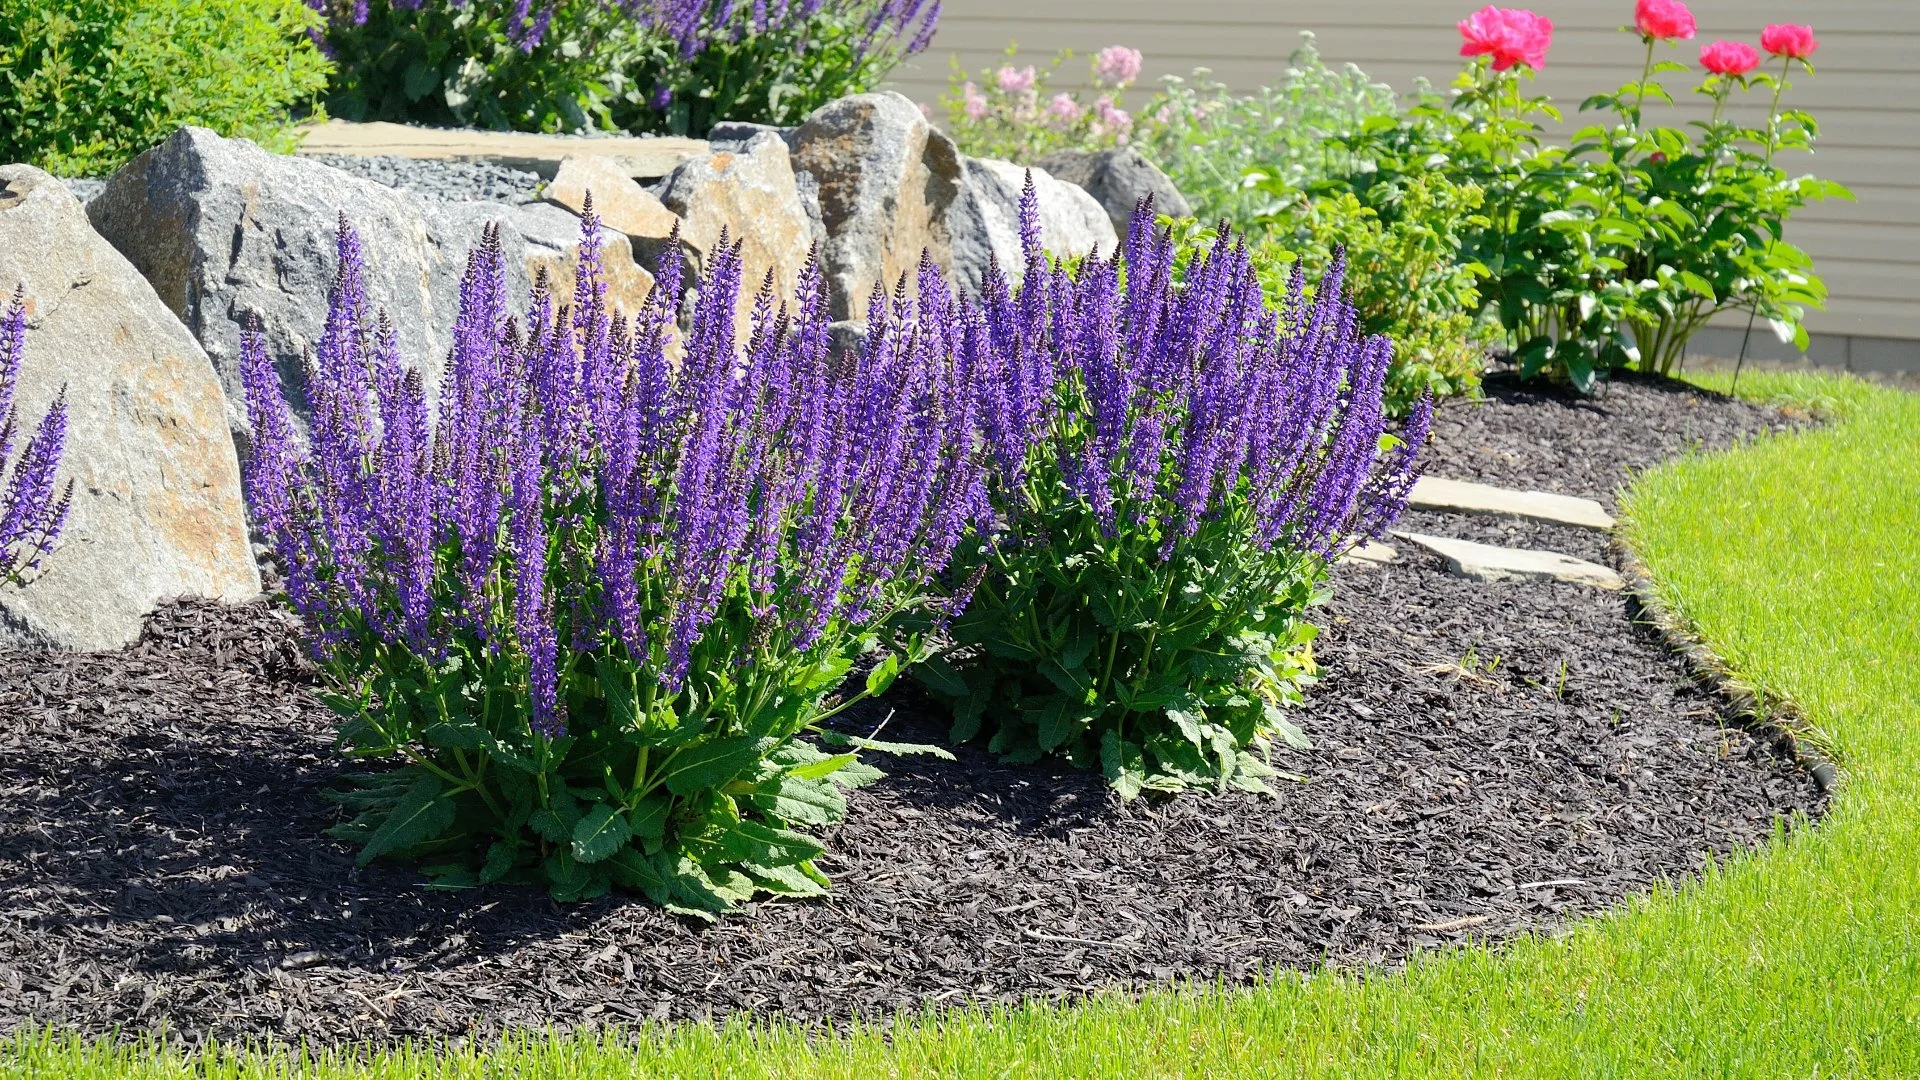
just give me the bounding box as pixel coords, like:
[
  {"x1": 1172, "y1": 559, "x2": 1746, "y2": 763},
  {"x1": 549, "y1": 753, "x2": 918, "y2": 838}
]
[{"x1": 8, "y1": 371, "x2": 1918, "y2": 1079}]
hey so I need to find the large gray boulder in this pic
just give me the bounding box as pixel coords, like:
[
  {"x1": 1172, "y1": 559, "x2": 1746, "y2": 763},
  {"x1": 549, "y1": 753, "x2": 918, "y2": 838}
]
[
  {"x1": 87, "y1": 127, "x2": 655, "y2": 436},
  {"x1": 0, "y1": 166, "x2": 259, "y2": 651},
  {"x1": 1036, "y1": 147, "x2": 1193, "y2": 237},
  {"x1": 949, "y1": 158, "x2": 1118, "y2": 295},
  {"x1": 788, "y1": 92, "x2": 964, "y2": 320}
]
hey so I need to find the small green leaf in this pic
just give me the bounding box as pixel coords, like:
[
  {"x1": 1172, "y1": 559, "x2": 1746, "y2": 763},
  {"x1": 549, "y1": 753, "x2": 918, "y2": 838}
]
[
  {"x1": 571, "y1": 803, "x2": 633, "y2": 864},
  {"x1": 788, "y1": 752, "x2": 860, "y2": 781},
  {"x1": 748, "y1": 773, "x2": 847, "y2": 826},
  {"x1": 863, "y1": 653, "x2": 902, "y2": 697},
  {"x1": 479, "y1": 841, "x2": 519, "y2": 885},
  {"x1": 627, "y1": 793, "x2": 671, "y2": 842},
  {"x1": 661, "y1": 736, "x2": 772, "y2": 796},
  {"x1": 357, "y1": 775, "x2": 454, "y2": 867}
]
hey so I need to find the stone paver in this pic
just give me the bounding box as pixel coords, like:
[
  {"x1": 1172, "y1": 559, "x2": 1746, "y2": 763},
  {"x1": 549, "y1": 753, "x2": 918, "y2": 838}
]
[
  {"x1": 295, "y1": 120, "x2": 709, "y2": 180},
  {"x1": 1411, "y1": 475, "x2": 1616, "y2": 531},
  {"x1": 1394, "y1": 532, "x2": 1625, "y2": 590},
  {"x1": 1339, "y1": 541, "x2": 1400, "y2": 566}
]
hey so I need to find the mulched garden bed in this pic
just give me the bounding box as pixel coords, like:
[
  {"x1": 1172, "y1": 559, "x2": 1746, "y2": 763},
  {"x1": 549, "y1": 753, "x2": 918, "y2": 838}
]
[{"x1": 0, "y1": 374, "x2": 1825, "y2": 1043}]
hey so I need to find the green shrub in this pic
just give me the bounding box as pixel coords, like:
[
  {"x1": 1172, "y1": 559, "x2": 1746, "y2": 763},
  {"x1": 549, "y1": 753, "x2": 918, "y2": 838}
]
[
  {"x1": 612, "y1": 2, "x2": 940, "y2": 137},
  {"x1": 1247, "y1": 171, "x2": 1496, "y2": 411},
  {"x1": 314, "y1": 1, "x2": 630, "y2": 132},
  {"x1": 1134, "y1": 33, "x2": 1400, "y2": 232},
  {"x1": 314, "y1": 1, "x2": 938, "y2": 137},
  {"x1": 0, "y1": 0, "x2": 331, "y2": 175}
]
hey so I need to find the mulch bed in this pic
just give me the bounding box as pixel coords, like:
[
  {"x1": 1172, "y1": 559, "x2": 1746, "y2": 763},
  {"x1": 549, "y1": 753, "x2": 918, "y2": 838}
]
[{"x1": 0, "y1": 374, "x2": 1825, "y2": 1043}]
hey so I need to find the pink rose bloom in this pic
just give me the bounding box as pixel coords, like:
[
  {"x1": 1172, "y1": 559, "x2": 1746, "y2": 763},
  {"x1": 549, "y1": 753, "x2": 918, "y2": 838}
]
[
  {"x1": 1094, "y1": 45, "x2": 1144, "y2": 86},
  {"x1": 1635, "y1": 0, "x2": 1696, "y2": 42},
  {"x1": 1699, "y1": 40, "x2": 1760, "y2": 76},
  {"x1": 995, "y1": 65, "x2": 1036, "y2": 94},
  {"x1": 1760, "y1": 23, "x2": 1817, "y2": 61},
  {"x1": 1048, "y1": 92, "x2": 1084, "y2": 122},
  {"x1": 962, "y1": 81, "x2": 989, "y2": 120},
  {"x1": 1457, "y1": 6, "x2": 1554, "y2": 71}
]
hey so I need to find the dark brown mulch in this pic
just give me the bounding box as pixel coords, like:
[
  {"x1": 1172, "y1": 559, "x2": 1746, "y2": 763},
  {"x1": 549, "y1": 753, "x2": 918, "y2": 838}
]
[
  {"x1": 1426, "y1": 371, "x2": 1806, "y2": 509},
  {"x1": 0, "y1": 377, "x2": 1825, "y2": 1044}
]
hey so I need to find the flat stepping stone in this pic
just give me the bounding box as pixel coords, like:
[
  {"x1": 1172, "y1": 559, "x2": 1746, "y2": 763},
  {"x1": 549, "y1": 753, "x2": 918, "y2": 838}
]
[
  {"x1": 1411, "y1": 475, "x2": 1616, "y2": 531},
  {"x1": 1339, "y1": 540, "x2": 1399, "y2": 566},
  {"x1": 295, "y1": 120, "x2": 710, "y2": 180},
  {"x1": 1394, "y1": 532, "x2": 1624, "y2": 590}
]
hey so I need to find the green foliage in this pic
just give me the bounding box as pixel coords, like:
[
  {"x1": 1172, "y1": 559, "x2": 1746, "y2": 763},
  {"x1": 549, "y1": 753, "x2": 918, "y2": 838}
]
[
  {"x1": 320, "y1": 3, "x2": 926, "y2": 137},
  {"x1": 319, "y1": 0, "x2": 629, "y2": 131},
  {"x1": 323, "y1": 620, "x2": 930, "y2": 915},
  {"x1": 0, "y1": 0, "x2": 331, "y2": 175},
  {"x1": 612, "y1": 11, "x2": 925, "y2": 137},
  {"x1": 1323, "y1": 50, "x2": 1848, "y2": 392},
  {"x1": 1134, "y1": 32, "x2": 1400, "y2": 232},
  {"x1": 1247, "y1": 172, "x2": 1495, "y2": 411},
  {"x1": 930, "y1": 514, "x2": 1323, "y2": 800}
]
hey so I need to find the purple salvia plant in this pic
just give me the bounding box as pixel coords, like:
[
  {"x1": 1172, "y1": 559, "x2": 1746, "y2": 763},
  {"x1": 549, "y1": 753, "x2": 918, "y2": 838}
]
[
  {"x1": 0, "y1": 287, "x2": 73, "y2": 587},
  {"x1": 936, "y1": 182, "x2": 1432, "y2": 797}
]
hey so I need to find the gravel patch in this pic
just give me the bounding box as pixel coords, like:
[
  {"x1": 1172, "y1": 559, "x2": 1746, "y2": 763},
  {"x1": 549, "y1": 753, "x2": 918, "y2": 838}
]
[{"x1": 304, "y1": 154, "x2": 543, "y2": 205}]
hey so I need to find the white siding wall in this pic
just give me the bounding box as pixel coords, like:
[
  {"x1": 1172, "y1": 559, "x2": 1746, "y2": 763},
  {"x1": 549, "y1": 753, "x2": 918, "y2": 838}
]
[{"x1": 888, "y1": 1, "x2": 1920, "y2": 369}]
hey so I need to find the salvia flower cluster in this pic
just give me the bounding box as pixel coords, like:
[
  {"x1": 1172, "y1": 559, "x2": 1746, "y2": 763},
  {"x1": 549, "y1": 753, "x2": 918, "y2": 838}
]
[
  {"x1": 245, "y1": 203, "x2": 982, "y2": 909},
  {"x1": 0, "y1": 287, "x2": 73, "y2": 588},
  {"x1": 631, "y1": 0, "x2": 939, "y2": 62},
  {"x1": 920, "y1": 182, "x2": 1431, "y2": 799}
]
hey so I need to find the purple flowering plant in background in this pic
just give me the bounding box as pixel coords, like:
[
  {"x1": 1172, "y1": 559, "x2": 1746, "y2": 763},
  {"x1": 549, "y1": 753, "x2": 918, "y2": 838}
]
[
  {"x1": 614, "y1": 0, "x2": 940, "y2": 136},
  {"x1": 312, "y1": 0, "x2": 937, "y2": 137},
  {"x1": 0, "y1": 288, "x2": 73, "y2": 589},
  {"x1": 917, "y1": 183, "x2": 1431, "y2": 799},
  {"x1": 244, "y1": 202, "x2": 981, "y2": 910}
]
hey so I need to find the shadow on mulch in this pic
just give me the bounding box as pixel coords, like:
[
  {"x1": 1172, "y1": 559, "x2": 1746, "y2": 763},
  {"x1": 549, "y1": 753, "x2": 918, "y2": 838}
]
[{"x1": 0, "y1": 375, "x2": 1826, "y2": 1044}]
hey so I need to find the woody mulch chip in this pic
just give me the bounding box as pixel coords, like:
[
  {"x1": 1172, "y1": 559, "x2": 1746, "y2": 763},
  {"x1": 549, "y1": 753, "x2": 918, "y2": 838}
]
[{"x1": 0, "y1": 374, "x2": 1824, "y2": 1043}]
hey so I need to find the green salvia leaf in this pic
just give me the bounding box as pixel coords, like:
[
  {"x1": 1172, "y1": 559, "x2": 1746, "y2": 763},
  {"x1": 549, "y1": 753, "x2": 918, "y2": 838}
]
[
  {"x1": 571, "y1": 802, "x2": 633, "y2": 864},
  {"x1": 356, "y1": 775, "x2": 454, "y2": 867}
]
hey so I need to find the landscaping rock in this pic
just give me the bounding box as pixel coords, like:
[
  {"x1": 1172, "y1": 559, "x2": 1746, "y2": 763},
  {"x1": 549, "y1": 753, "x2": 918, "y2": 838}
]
[
  {"x1": 949, "y1": 157, "x2": 1118, "y2": 294},
  {"x1": 1410, "y1": 475, "x2": 1617, "y2": 530},
  {"x1": 660, "y1": 130, "x2": 815, "y2": 320},
  {"x1": 0, "y1": 165, "x2": 258, "y2": 650},
  {"x1": 546, "y1": 154, "x2": 682, "y2": 248},
  {"x1": 1339, "y1": 540, "x2": 1399, "y2": 567},
  {"x1": 88, "y1": 127, "x2": 653, "y2": 435},
  {"x1": 1395, "y1": 532, "x2": 1625, "y2": 589},
  {"x1": 1036, "y1": 147, "x2": 1193, "y2": 237},
  {"x1": 789, "y1": 92, "x2": 964, "y2": 319},
  {"x1": 295, "y1": 119, "x2": 709, "y2": 180}
]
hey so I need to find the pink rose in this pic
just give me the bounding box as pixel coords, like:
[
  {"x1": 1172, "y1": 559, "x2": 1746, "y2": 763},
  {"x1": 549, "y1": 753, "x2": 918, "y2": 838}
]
[
  {"x1": 1760, "y1": 23, "x2": 1817, "y2": 61},
  {"x1": 1457, "y1": 6, "x2": 1554, "y2": 71},
  {"x1": 1094, "y1": 45, "x2": 1144, "y2": 86},
  {"x1": 1635, "y1": 0, "x2": 1696, "y2": 42},
  {"x1": 1047, "y1": 92, "x2": 1084, "y2": 122},
  {"x1": 995, "y1": 65, "x2": 1036, "y2": 94},
  {"x1": 962, "y1": 80, "x2": 989, "y2": 121},
  {"x1": 1699, "y1": 40, "x2": 1760, "y2": 76}
]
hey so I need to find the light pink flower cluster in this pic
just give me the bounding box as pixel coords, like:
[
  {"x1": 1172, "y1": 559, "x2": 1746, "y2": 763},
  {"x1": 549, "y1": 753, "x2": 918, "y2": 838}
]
[
  {"x1": 995, "y1": 64, "x2": 1037, "y2": 94},
  {"x1": 1456, "y1": 6, "x2": 1554, "y2": 71},
  {"x1": 1091, "y1": 94, "x2": 1132, "y2": 139},
  {"x1": 1048, "y1": 92, "x2": 1083, "y2": 123},
  {"x1": 961, "y1": 80, "x2": 988, "y2": 120},
  {"x1": 1094, "y1": 45, "x2": 1143, "y2": 86}
]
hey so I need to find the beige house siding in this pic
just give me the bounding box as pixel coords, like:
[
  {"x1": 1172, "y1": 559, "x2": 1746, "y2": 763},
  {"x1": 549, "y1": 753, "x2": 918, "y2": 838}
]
[{"x1": 889, "y1": 1, "x2": 1920, "y2": 370}]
